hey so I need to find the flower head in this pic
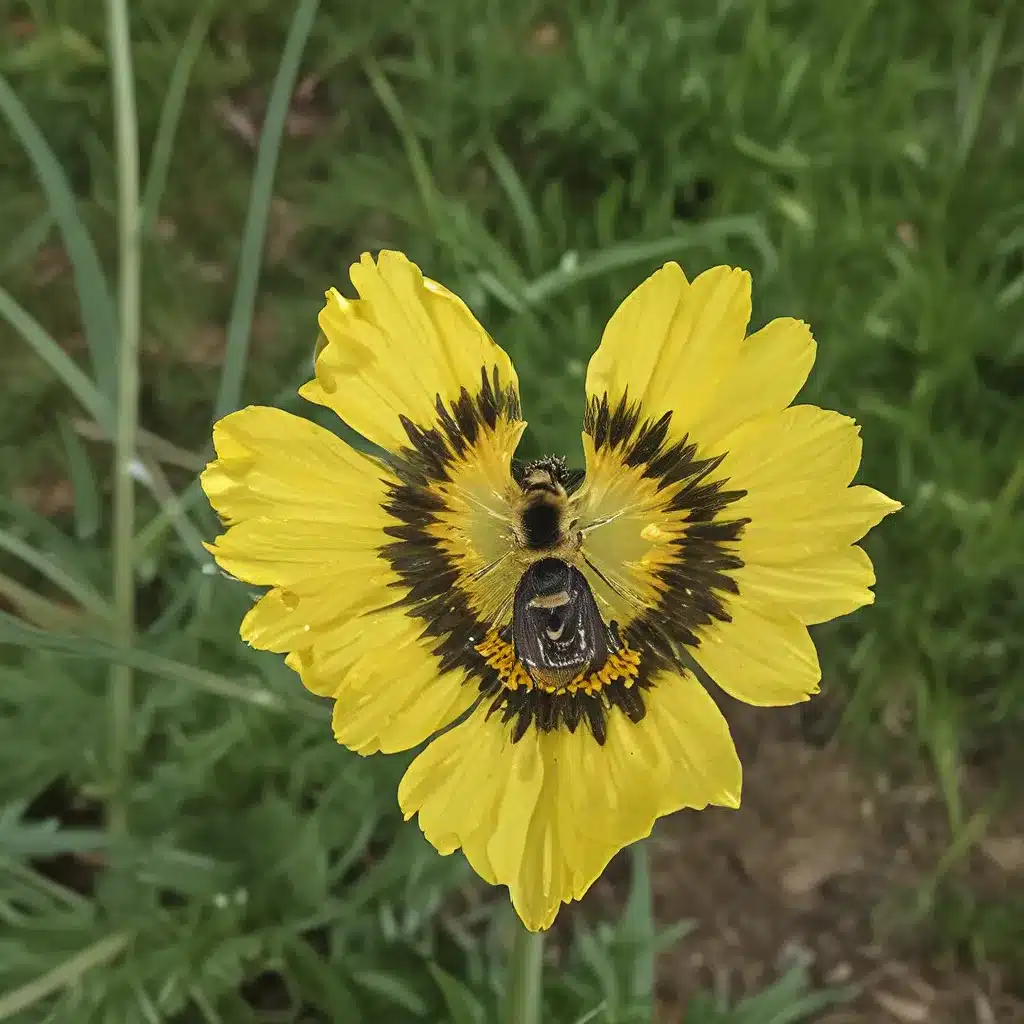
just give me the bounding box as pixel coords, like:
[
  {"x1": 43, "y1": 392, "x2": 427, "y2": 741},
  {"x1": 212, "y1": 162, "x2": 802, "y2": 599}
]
[{"x1": 202, "y1": 251, "x2": 899, "y2": 931}]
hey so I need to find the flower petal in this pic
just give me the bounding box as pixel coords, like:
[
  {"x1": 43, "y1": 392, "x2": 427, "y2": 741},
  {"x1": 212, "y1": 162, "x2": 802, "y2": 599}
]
[
  {"x1": 300, "y1": 251, "x2": 521, "y2": 452},
  {"x1": 734, "y1": 545, "x2": 876, "y2": 625},
  {"x1": 399, "y1": 669, "x2": 740, "y2": 931},
  {"x1": 239, "y1": 565, "x2": 396, "y2": 653},
  {"x1": 737, "y1": 484, "x2": 901, "y2": 565},
  {"x1": 202, "y1": 404, "x2": 477, "y2": 755},
  {"x1": 695, "y1": 599, "x2": 821, "y2": 706},
  {"x1": 716, "y1": 405, "x2": 864, "y2": 499},
  {"x1": 690, "y1": 317, "x2": 817, "y2": 450},
  {"x1": 202, "y1": 405, "x2": 392, "y2": 528},
  {"x1": 286, "y1": 609, "x2": 478, "y2": 755},
  {"x1": 711, "y1": 404, "x2": 901, "y2": 564},
  {"x1": 585, "y1": 263, "x2": 751, "y2": 445}
]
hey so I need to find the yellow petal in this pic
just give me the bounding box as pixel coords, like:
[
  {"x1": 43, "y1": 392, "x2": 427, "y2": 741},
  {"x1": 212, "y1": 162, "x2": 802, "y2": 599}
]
[
  {"x1": 204, "y1": 519, "x2": 388, "y2": 586},
  {"x1": 202, "y1": 405, "x2": 395, "y2": 585},
  {"x1": 329, "y1": 660, "x2": 475, "y2": 756},
  {"x1": 202, "y1": 405, "x2": 391, "y2": 527},
  {"x1": 202, "y1": 402, "x2": 478, "y2": 754},
  {"x1": 690, "y1": 317, "x2": 817, "y2": 450},
  {"x1": 397, "y1": 704, "x2": 545, "y2": 891},
  {"x1": 300, "y1": 251, "x2": 521, "y2": 452},
  {"x1": 287, "y1": 610, "x2": 478, "y2": 755},
  {"x1": 709, "y1": 404, "x2": 901, "y2": 564},
  {"x1": 734, "y1": 545, "x2": 876, "y2": 624},
  {"x1": 399, "y1": 670, "x2": 740, "y2": 931},
  {"x1": 737, "y1": 484, "x2": 902, "y2": 565},
  {"x1": 716, "y1": 404, "x2": 864, "y2": 500},
  {"x1": 695, "y1": 599, "x2": 821, "y2": 706},
  {"x1": 586, "y1": 263, "x2": 751, "y2": 445},
  {"x1": 240, "y1": 563, "x2": 398, "y2": 652}
]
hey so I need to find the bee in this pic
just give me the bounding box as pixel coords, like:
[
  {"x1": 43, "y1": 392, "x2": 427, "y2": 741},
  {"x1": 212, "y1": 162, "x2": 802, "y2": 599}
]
[
  {"x1": 509, "y1": 458, "x2": 617, "y2": 691},
  {"x1": 511, "y1": 556, "x2": 616, "y2": 691},
  {"x1": 511, "y1": 455, "x2": 583, "y2": 551}
]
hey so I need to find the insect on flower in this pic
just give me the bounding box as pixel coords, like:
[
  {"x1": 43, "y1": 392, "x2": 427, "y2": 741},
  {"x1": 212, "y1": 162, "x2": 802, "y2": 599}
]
[{"x1": 201, "y1": 251, "x2": 900, "y2": 931}]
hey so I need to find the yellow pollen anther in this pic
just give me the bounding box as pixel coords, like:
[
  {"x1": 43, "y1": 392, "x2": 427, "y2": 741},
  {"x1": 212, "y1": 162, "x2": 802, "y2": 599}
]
[
  {"x1": 474, "y1": 631, "x2": 642, "y2": 696},
  {"x1": 640, "y1": 522, "x2": 665, "y2": 541}
]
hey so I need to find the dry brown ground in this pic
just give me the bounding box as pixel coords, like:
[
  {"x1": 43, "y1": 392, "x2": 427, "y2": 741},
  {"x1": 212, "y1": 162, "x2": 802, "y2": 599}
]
[{"x1": 626, "y1": 702, "x2": 1024, "y2": 1023}]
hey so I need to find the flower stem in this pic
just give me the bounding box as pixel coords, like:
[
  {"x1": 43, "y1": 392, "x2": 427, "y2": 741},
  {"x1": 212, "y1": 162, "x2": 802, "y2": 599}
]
[
  {"x1": 505, "y1": 923, "x2": 544, "y2": 1024},
  {"x1": 106, "y1": 0, "x2": 140, "y2": 844}
]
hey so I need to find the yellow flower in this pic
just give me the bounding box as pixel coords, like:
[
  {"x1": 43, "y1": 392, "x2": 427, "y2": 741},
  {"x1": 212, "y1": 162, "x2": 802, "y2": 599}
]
[{"x1": 201, "y1": 251, "x2": 900, "y2": 932}]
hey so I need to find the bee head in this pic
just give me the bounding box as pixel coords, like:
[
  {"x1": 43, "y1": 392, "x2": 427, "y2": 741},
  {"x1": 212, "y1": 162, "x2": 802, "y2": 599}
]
[{"x1": 517, "y1": 456, "x2": 568, "y2": 496}]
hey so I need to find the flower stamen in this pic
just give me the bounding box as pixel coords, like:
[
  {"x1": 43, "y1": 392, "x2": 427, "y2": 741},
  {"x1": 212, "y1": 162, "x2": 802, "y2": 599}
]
[{"x1": 475, "y1": 630, "x2": 642, "y2": 694}]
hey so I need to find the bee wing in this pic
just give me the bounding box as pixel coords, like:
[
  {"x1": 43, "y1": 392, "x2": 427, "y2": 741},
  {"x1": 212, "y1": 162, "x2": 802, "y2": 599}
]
[
  {"x1": 570, "y1": 401, "x2": 700, "y2": 631},
  {"x1": 421, "y1": 408, "x2": 529, "y2": 629}
]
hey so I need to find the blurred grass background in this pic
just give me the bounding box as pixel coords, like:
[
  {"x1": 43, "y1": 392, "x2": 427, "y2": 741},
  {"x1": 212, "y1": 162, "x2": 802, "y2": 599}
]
[{"x1": 0, "y1": 0, "x2": 1022, "y2": 1020}]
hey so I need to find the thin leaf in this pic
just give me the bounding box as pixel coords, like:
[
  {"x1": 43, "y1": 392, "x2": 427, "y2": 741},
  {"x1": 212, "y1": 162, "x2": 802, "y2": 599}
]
[
  {"x1": 0, "y1": 932, "x2": 130, "y2": 1021},
  {"x1": 0, "y1": 74, "x2": 118, "y2": 399},
  {"x1": 213, "y1": 0, "x2": 320, "y2": 421},
  {"x1": 363, "y1": 55, "x2": 443, "y2": 228},
  {"x1": 0, "y1": 613, "x2": 321, "y2": 718},
  {"x1": 0, "y1": 803, "x2": 107, "y2": 858},
  {"x1": 952, "y1": 14, "x2": 1004, "y2": 174},
  {"x1": 140, "y1": 3, "x2": 213, "y2": 230},
  {"x1": 0, "y1": 284, "x2": 112, "y2": 432},
  {"x1": 570, "y1": 1005, "x2": 608, "y2": 1024},
  {"x1": 484, "y1": 139, "x2": 544, "y2": 273},
  {"x1": 428, "y1": 963, "x2": 486, "y2": 1024},
  {"x1": 619, "y1": 844, "x2": 655, "y2": 1013},
  {"x1": 0, "y1": 209, "x2": 53, "y2": 274},
  {"x1": 521, "y1": 219, "x2": 777, "y2": 307},
  {"x1": 132, "y1": 476, "x2": 206, "y2": 562},
  {"x1": 0, "y1": 570, "x2": 84, "y2": 630},
  {"x1": 351, "y1": 969, "x2": 428, "y2": 1016},
  {"x1": 282, "y1": 940, "x2": 362, "y2": 1020},
  {"x1": 0, "y1": 529, "x2": 112, "y2": 621},
  {"x1": 0, "y1": 495, "x2": 94, "y2": 573},
  {"x1": 130, "y1": 455, "x2": 212, "y2": 565},
  {"x1": 731, "y1": 967, "x2": 848, "y2": 1024},
  {"x1": 58, "y1": 416, "x2": 102, "y2": 541}
]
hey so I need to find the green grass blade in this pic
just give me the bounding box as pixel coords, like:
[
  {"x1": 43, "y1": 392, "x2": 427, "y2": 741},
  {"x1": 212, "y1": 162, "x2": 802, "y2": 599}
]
[
  {"x1": 0, "y1": 284, "x2": 113, "y2": 432},
  {"x1": 619, "y1": 844, "x2": 655, "y2": 1013},
  {"x1": 0, "y1": 74, "x2": 118, "y2": 400},
  {"x1": 0, "y1": 613, "x2": 320, "y2": 718},
  {"x1": 952, "y1": 14, "x2": 1004, "y2": 175},
  {"x1": 569, "y1": 1006, "x2": 607, "y2": 1024},
  {"x1": 0, "y1": 209, "x2": 53, "y2": 275},
  {"x1": 0, "y1": 570, "x2": 85, "y2": 630},
  {"x1": 57, "y1": 416, "x2": 102, "y2": 541},
  {"x1": 0, "y1": 529, "x2": 112, "y2": 621},
  {"x1": 131, "y1": 455, "x2": 212, "y2": 565},
  {"x1": 428, "y1": 963, "x2": 487, "y2": 1024},
  {"x1": 140, "y1": 3, "x2": 213, "y2": 231},
  {"x1": 484, "y1": 139, "x2": 544, "y2": 273},
  {"x1": 363, "y1": 55, "x2": 443, "y2": 228},
  {"x1": 212, "y1": 0, "x2": 320, "y2": 422},
  {"x1": 522, "y1": 218, "x2": 776, "y2": 306},
  {"x1": 0, "y1": 933, "x2": 130, "y2": 1022},
  {"x1": 131, "y1": 475, "x2": 207, "y2": 563}
]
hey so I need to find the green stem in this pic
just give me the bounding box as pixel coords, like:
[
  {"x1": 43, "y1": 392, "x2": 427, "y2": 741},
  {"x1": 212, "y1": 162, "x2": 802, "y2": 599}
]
[
  {"x1": 505, "y1": 924, "x2": 544, "y2": 1024},
  {"x1": 106, "y1": 0, "x2": 140, "y2": 842}
]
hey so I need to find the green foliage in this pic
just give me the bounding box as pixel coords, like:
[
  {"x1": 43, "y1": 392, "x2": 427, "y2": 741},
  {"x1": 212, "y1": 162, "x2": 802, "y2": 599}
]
[
  {"x1": 0, "y1": 0, "x2": 1021, "y2": 1018},
  {"x1": 685, "y1": 965, "x2": 850, "y2": 1024}
]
